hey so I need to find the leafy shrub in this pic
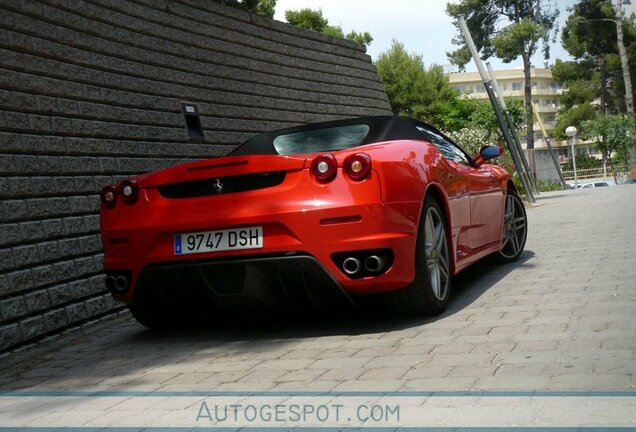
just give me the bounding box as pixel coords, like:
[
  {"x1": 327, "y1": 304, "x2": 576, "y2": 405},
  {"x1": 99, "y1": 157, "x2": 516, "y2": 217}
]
[{"x1": 561, "y1": 154, "x2": 602, "y2": 171}]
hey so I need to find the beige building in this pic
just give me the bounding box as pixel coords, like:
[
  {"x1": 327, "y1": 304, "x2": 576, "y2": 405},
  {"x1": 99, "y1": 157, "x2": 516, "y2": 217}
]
[{"x1": 447, "y1": 67, "x2": 596, "y2": 161}]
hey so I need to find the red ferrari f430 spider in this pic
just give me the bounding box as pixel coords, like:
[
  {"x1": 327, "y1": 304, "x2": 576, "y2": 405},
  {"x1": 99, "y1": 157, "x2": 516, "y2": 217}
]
[{"x1": 100, "y1": 116, "x2": 527, "y2": 327}]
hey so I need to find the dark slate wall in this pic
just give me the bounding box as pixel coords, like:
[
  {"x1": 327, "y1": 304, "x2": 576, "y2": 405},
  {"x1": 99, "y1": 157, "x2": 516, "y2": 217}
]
[{"x1": 0, "y1": 0, "x2": 392, "y2": 350}]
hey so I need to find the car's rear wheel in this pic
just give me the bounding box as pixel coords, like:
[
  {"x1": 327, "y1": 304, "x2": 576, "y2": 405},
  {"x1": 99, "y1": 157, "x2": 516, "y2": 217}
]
[
  {"x1": 495, "y1": 188, "x2": 527, "y2": 263},
  {"x1": 383, "y1": 196, "x2": 451, "y2": 316}
]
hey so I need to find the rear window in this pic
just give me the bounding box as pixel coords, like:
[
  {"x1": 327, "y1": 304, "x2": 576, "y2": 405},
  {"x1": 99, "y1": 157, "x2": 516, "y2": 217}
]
[{"x1": 272, "y1": 124, "x2": 370, "y2": 155}]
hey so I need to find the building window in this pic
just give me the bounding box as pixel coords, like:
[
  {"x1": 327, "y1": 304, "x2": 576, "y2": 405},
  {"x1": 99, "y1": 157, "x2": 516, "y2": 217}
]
[
  {"x1": 512, "y1": 82, "x2": 523, "y2": 91},
  {"x1": 454, "y1": 85, "x2": 466, "y2": 93},
  {"x1": 475, "y1": 84, "x2": 485, "y2": 93}
]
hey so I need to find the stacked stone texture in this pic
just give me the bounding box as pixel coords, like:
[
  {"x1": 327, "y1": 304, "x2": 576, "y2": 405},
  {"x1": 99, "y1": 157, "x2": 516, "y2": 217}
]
[{"x1": 0, "y1": 0, "x2": 392, "y2": 350}]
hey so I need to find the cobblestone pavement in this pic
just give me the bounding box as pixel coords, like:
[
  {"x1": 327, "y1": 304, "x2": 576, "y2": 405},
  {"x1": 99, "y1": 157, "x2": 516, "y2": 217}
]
[{"x1": 1, "y1": 185, "x2": 635, "y2": 394}]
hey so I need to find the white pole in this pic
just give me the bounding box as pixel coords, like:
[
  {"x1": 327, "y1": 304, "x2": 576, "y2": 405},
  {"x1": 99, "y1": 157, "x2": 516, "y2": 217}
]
[
  {"x1": 566, "y1": 126, "x2": 578, "y2": 187},
  {"x1": 570, "y1": 136, "x2": 578, "y2": 187}
]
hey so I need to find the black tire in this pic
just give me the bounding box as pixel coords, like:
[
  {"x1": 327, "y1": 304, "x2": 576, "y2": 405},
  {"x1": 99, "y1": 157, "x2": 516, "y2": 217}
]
[
  {"x1": 383, "y1": 196, "x2": 451, "y2": 316},
  {"x1": 494, "y1": 188, "x2": 528, "y2": 263}
]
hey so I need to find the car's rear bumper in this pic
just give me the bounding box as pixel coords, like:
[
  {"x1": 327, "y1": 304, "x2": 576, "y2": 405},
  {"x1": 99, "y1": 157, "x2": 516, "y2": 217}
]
[
  {"x1": 125, "y1": 254, "x2": 356, "y2": 309},
  {"x1": 101, "y1": 172, "x2": 421, "y2": 304}
]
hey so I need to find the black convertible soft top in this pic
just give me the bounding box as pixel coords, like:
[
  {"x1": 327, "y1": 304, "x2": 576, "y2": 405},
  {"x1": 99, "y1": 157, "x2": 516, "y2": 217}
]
[{"x1": 229, "y1": 116, "x2": 440, "y2": 156}]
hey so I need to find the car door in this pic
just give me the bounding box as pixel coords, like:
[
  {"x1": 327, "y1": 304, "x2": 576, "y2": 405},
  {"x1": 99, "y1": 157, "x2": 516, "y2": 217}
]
[
  {"x1": 417, "y1": 125, "x2": 504, "y2": 253},
  {"x1": 416, "y1": 125, "x2": 471, "y2": 260}
]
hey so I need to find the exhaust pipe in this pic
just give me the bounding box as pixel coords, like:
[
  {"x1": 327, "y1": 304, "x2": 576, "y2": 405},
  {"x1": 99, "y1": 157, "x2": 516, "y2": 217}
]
[
  {"x1": 365, "y1": 255, "x2": 385, "y2": 273},
  {"x1": 342, "y1": 257, "x2": 361, "y2": 276},
  {"x1": 105, "y1": 275, "x2": 116, "y2": 292},
  {"x1": 114, "y1": 275, "x2": 129, "y2": 292}
]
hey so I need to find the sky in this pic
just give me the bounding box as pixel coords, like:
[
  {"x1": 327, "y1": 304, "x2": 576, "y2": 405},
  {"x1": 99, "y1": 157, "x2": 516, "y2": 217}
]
[{"x1": 273, "y1": 0, "x2": 636, "y2": 72}]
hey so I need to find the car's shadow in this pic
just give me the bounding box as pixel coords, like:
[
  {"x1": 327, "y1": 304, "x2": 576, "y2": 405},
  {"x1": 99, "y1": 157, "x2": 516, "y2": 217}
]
[
  {"x1": 128, "y1": 249, "x2": 537, "y2": 344},
  {"x1": 3, "y1": 250, "x2": 535, "y2": 389}
]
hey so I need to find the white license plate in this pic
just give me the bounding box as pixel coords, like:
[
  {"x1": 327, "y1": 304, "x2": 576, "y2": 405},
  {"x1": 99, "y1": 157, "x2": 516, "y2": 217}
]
[{"x1": 174, "y1": 226, "x2": 263, "y2": 255}]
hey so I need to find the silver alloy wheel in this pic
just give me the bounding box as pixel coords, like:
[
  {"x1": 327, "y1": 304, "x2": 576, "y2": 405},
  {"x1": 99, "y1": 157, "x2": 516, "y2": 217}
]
[
  {"x1": 500, "y1": 193, "x2": 527, "y2": 258},
  {"x1": 424, "y1": 206, "x2": 450, "y2": 301}
]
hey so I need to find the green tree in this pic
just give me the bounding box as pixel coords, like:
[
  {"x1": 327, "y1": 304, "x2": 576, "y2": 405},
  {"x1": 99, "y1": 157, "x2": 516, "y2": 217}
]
[
  {"x1": 375, "y1": 41, "x2": 458, "y2": 126},
  {"x1": 445, "y1": 97, "x2": 525, "y2": 140},
  {"x1": 582, "y1": 114, "x2": 632, "y2": 181},
  {"x1": 218, "y1": 0, "x2": 276, "y2": 18},
  {"x1": 557, "y1": 1, "x2": 636, "y2": 115},
  {"x1": 252, "y1": 0, "x2": 276, "y2": 18},
  {"x1": 446, "y1": 0, "x2": 560, "y2": 152},
  {"x1": 285, "y1": 8, "x2": 328, "y2": 31},
  {"x1": 550, "y1": 57, "x2": 599, "y2": 138},
  {"x1": 284, "y1": 8, "x2": 373, "y2": 47},
  {"x1": 346, "y1": 30, "x2": 373, "y2": 47},
  {"x1": 561, "y1": 0, "x2": 620, "y2": 115},
  {"x1": 552, "y1": 102, "x2": 597, "y2": 139}
]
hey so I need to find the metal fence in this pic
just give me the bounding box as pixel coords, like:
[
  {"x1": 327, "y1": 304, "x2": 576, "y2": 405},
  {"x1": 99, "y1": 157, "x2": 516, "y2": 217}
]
[{"x1": 562, "y1": 165, "x2": 631, "y2": 181}]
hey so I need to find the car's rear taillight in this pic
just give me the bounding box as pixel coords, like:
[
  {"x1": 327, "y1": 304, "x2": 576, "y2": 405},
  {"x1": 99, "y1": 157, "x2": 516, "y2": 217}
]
[
  {"x1": 311, "y1": 154, "x2": 337, "y2": 182},
  {"x1": 100, "y1": 185, "x2": 117, "y2": 209},
  {"x1": 343, "y1": 153, "x2": 372, "y2": 180},
  {"x1": 119, "y1": 179, "x2": 139, "y2": 205}
]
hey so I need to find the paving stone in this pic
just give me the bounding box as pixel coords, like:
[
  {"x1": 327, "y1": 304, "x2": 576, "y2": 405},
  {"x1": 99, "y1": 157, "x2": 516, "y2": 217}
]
[
  {"x1": 401, "y1": 377, "x2": 477, "y2": 391},
  {"x1": 548, "y1": 374, "x2": 631, "y2": 390},
  {"x1": 543, "y1": 362, "x2": 594, "y2": 376},
  {"x1": 275, "y1": 368, "x2": 326, "y2": 383},
  {"x1": 403, "y1": 365, "x2": 452, "y2": 380},
  {"x1": 332, "y1": 379, "x2": 403, "y2": 391},
  {"x1": 474, "y1": 375, "x2": 550, "y2": 390},
  {"x1": 250, "y1": 358, "x2": 314, "y2": 370},
  {"x1": 392, "y1": 344, "x2": 436, "y2": 355},
  {"x1": 236, "y1": 369, "x2": 287, "y2": 383},
  {"x1": 271, "y1": 380, "x2": 339, "y2": 391},
  {"x1": 314, "y1": 348, "x2": 360, "y2": 359},
  {"x1": 358, "y1": 366, "x2": 410, "y2": 380},
  {"x1": 278, "y1": 349, "x2": 323, "y2": 360},
  {"x1": 428, "y1": 353, "x2": 496, "y2": 367},
  {"x1": 494, "y1": 362, "x2": 547, "y2": 376},
  {"x1": 160, "y1": 373, "x2": 210, "y2": 386},
  {"x1": 469, "y1": 341, "x2": 515, "y2": 354},
  {"x1": 197, "y1": 370, "x2": 251, "y2": 385},
  {"x1": 513, "y1": 340, "x2": 560, "y2": 352},
  {"x1": 307, "y1": 356, "x2": 372, "y2": 370},
  {"x1": 318, "y1": 368, "x2": 365, "y2": 381},
  {"x1": 430, "y1": 342, "x2": 476, "y2": 355},
  {"x1": 366, "y1": 354, "x2": 428, "y2": 368},
  {"x1": 447, "y1": 365, "x2": 497, "y2": 378}
]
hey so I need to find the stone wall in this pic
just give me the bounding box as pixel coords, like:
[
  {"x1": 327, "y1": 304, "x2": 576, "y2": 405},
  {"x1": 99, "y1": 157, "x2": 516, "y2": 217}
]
[
  {"x1": 528, "y1": 149, "x2": 562, "y2": 181},
  {"x1": 0, "y1": 0, "x2": 392, "y2": 350}
]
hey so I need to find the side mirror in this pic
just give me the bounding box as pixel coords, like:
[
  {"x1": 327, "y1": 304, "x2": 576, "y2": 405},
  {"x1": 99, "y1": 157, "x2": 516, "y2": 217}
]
[{"x1": 473, "y1": 145, "x2": 504, "y2": 167}]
